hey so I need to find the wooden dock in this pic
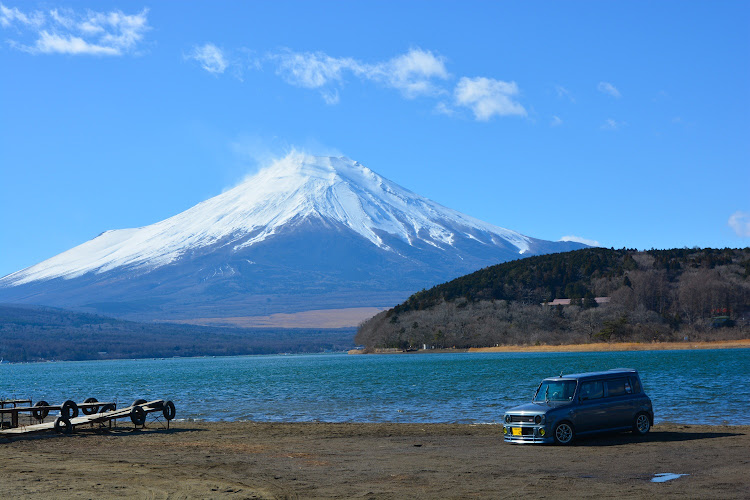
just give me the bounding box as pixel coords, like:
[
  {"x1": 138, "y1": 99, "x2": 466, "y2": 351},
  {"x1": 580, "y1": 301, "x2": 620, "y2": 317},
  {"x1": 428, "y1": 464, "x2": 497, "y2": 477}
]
[{"x1": 0, "y1": 398, "x2": 175, "y2": 437}]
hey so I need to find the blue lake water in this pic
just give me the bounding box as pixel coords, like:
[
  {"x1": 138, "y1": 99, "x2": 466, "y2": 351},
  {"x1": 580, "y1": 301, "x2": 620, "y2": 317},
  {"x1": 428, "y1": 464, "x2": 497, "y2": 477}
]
[{"x1": 1, "y1": 349, "x2": 748, "y2": 425}]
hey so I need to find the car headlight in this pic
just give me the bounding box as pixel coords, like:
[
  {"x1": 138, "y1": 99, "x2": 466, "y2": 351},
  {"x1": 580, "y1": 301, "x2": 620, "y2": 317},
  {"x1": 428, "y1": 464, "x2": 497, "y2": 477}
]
[
  {"x1": 534, "y1": 415, "x2": 544, "y2": 425},
  {"x1": 504, "y1": 414, "x2": 511, "y2": 423}
]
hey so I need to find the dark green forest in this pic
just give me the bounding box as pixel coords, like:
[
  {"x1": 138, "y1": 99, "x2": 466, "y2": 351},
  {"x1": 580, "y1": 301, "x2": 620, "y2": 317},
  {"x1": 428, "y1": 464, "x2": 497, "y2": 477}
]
[
  {"x1": 356, "y1": 248, "x2": 750, "y2": 349},
  {"x1": 0, "y1": 305, "x2": 355, "y2": 362}
]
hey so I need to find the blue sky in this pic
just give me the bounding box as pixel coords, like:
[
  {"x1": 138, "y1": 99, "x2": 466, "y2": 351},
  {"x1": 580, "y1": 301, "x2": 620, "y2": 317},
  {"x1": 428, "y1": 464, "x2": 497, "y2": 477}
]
[{"x1": 1, "y1": 1, "x2": 748, "y2": 278}]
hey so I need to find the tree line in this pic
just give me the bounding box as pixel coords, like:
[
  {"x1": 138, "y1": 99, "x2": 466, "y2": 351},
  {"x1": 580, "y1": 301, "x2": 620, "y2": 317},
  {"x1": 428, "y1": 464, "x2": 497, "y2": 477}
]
[
  {"x1": 355, "y1": 247, "x2": 750, "y2": 349},
  {"x1": 0, "y1": 305, "x2": 355, "y2": 362}
]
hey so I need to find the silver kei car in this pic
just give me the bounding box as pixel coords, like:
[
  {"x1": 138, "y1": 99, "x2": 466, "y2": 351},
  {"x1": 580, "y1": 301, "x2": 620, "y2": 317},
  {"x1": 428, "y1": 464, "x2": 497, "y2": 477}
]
[{"x1": 502, "y1": 368, "x2": 653, "y2": 445}]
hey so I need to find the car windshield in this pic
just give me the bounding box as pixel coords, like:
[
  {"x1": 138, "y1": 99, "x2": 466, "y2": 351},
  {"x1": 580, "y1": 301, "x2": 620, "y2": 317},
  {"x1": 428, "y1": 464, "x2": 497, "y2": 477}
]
[{"x1": 533, "y1": 380, "x2": 577, "y2": 402}]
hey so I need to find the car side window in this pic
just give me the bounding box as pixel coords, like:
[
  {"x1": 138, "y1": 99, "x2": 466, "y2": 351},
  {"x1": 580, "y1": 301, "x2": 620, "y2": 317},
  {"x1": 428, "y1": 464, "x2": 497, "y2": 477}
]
[
  {"x1": 606, "y1": 378, "x2": 631, "y2": 397},
  {"x1": 579, "y1": 380, "x2": 603, "y2": 401}
]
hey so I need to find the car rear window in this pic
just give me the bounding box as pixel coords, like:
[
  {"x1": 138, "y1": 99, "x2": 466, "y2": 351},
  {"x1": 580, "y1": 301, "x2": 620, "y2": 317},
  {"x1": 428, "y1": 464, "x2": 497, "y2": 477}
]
[
  {"x1": 630, "y1": 376, "x2": 642, "y2": 393},
  {"x1": 606, "y1": 378, "x2": 632, "y2": 397}
]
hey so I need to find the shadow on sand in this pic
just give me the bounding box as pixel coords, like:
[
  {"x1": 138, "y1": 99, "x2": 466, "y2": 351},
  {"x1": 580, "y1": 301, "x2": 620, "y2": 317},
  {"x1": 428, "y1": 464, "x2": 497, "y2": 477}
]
[
  {"x1": 0, "y1": 425, "x2": 204, "y2": 444},
  {"x1": 573, "y1": 428, "x2": 744, "y2": 447}
]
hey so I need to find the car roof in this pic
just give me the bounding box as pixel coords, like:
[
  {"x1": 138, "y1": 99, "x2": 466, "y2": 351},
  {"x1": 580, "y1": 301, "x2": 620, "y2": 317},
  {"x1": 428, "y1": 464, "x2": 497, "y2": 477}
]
[{"x1": 544, "y1": 368, "x2": 639, "y2": 381}]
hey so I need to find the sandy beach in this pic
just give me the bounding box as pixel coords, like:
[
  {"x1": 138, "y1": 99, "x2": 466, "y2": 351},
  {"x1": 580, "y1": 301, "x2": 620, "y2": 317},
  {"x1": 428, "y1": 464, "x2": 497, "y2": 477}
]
[{"x1": 1, "y1": 421, "x2": 748, "y2": 498}]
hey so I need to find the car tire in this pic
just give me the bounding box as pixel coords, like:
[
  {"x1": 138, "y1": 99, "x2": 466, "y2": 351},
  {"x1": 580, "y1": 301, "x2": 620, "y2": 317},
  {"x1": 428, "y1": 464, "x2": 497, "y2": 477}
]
[
  {"x1": 633, "y1": 412, "x2": 651, "y2": 436},
  {"x1": 553, "y1": 421, "x2": 575, "y2": 445}
]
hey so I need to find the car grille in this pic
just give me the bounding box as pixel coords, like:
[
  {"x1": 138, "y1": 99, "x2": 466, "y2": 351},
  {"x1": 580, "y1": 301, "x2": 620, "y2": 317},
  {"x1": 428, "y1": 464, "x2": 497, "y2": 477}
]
[{"x1": 508, "y1": 415, "x2": 535, "y2": 423}]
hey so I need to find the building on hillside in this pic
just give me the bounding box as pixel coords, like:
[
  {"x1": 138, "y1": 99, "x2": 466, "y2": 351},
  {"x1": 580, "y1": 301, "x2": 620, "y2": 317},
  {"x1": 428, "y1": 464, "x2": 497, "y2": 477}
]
[{"x1": 542, "y1": 297, "x2": 610, "y2": 306}]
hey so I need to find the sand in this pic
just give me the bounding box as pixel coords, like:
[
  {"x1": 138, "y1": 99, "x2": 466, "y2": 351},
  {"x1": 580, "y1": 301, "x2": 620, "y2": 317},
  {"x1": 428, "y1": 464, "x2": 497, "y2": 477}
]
[{"x1": 1, "y1": 421, "x2": 748, "y2": 499}]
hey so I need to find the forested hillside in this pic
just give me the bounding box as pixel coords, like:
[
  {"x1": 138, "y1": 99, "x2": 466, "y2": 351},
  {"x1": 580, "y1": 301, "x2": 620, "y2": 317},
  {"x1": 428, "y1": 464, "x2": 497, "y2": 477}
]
[
  {"x1": 0, "y1": 305, "x2": 354, "y2": 362},
  {"x1": 355, "y1": 248, "x2": 750, "y2": 349}
]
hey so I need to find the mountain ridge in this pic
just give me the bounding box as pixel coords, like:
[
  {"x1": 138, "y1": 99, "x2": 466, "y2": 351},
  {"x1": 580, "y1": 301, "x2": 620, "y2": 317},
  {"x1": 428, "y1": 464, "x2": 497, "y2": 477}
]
[{"x1": 0, "y1": 153, "x2": 586, "y2": 320}]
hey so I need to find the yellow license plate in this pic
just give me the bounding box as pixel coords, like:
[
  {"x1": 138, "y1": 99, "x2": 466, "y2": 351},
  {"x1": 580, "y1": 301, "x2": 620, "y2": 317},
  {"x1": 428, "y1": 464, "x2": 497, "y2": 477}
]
[{"x1": 512, "y1": 427, "x2": 522, "y2": 436}]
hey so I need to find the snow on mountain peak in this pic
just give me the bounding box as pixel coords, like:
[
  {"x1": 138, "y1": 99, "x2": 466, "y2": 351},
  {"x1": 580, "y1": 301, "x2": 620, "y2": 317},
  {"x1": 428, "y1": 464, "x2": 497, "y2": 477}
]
[{"x1": 2, "y1": 152, "x2": 531, "y2": 285}]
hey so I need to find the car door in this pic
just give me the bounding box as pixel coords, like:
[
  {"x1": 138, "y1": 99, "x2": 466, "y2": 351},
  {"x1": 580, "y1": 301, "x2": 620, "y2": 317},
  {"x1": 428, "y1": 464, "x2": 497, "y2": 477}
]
[
  {"x1": 572, "y1": 379, "x2": 606, "y2": 433},
  {"x1": 603, "y1": 377, "x2": 638, "y2": 428}
]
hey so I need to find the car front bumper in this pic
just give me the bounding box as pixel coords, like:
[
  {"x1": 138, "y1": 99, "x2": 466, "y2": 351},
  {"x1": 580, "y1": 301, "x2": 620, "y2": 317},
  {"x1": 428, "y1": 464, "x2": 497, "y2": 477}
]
[{"x1": 502, "y1": 424, "x2": 553, "y2": 444}]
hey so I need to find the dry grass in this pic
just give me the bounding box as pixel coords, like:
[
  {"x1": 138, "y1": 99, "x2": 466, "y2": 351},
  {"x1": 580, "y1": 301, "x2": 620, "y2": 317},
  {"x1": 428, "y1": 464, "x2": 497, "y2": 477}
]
[{"x1": 468, "y1": 338, "x2": 750, "y2": 353}]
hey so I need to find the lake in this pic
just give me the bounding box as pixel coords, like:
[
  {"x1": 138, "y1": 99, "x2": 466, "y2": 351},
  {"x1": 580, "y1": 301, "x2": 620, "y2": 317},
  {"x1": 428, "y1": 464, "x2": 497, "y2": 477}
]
[{"x1": 1, "y1": 349, "x2": 748, "y2": 425}]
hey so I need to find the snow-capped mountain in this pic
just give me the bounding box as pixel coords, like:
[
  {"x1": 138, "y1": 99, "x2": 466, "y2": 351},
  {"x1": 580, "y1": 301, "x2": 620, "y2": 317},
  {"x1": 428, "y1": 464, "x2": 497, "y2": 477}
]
[{"x1": 0, "y1": 153, "x2": 586, "y2": 320}]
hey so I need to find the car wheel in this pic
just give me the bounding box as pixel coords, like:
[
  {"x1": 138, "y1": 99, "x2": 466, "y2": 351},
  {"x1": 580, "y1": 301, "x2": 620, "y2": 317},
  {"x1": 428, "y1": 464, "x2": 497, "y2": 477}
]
[
  {"x1": 633, "y1": 412, "x2": 651, "y2": 436},
  {"x1": 553, "y1": 422, "x2": 574, "y2": 445}
]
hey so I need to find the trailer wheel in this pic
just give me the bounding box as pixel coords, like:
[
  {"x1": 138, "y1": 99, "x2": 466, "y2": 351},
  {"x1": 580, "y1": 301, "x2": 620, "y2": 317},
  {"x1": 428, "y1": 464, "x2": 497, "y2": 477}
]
[
  {"x1": 61, "y1": 400, "x2": 79, "y2": 419},
  {"x1": 99, "y1": 403, "x2": 116, "y2": 413},
  {"x1": 54, "y1": 416, "x2": 73, "y2": 434},
  {"x1": 130, "y1": 406, "x2": 146, "y2": 426},
  {"x1": 162, "y1": 401, "x2": 176, "y2": 421},
  {"x1": 132, "y1": 399, "x2": 147, "y2": 408},
  {"x1": 81, "y1": 397, "x2": 99, "y2": 415},
  {"x1": 32, "y1": 401, "x2": 50, "y2": 420}
]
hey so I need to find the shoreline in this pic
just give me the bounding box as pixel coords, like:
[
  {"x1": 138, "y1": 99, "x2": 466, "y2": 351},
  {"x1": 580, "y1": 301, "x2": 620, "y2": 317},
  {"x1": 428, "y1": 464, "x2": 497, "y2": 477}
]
[{"x1": 350, "y1": 338, "x2": 750, "y2": 354}]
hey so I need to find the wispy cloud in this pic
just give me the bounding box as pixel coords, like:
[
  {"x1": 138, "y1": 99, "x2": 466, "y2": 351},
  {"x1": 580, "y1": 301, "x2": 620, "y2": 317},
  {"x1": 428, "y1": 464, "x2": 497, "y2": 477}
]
[
  {"x1": 363, "y1": 48, "x2": 449, "y2": 98},
  {"x1": 597, "y1": 81, "x2": 621, "y2": 98},
  {"x1": 555, "y1": 85, "x2": 575, "y2": 103},
  {"x1": 728, "y1": 211, "x2": 750, "y2": 237},
  {"x1": 559, "y1": 235, "x2": 600, "y2": 247},
  {"x1": 272, "y1": 49, "x2": 354, "y2": 89},
  {"x1": 193, "y1": 44, "x2": 524, "y2": 120},
  {"x1": 0, "y1": 3, "x2": 43, "y2": 28},
  {"x1": 453, "y1": 76, "x2": 526, "y2": 121},
  {"x1": 270, "y1": 47, "x2": 449, "y2": 101},
  {"x1": 601, "y1": 118, "x2": 625, "y2": 130},
  {"x1": 187, "y1": 43, "x2": 228, "y2": 74},
  {"x1": 550, "y1": 115, "x2": 563, "y2": 127},
  {"x1": 0, "y1": 3, "x2": 149, "y2": 56}
]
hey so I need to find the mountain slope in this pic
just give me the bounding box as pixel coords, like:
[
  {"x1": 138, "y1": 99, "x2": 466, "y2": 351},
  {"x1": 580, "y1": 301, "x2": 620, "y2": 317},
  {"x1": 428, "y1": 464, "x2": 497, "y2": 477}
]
[{"x1": 0, "y1": 154, "x2": 586, "y2": 320}]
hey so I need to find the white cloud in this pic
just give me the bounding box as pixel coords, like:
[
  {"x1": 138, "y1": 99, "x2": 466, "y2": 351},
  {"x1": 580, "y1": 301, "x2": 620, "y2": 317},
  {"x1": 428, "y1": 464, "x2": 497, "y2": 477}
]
[
  {"x1": 273, "y1": 50, "x2": 355, "y2": 88},
  {"x1": 188, "y1": 43, "x2": 228, "y2": 74},
  {"x1": 0, "y1": 3, "x2": 43, "y2": 27},
  {"x1": 200, "y1": 44, "x2": 523, "y2": 120},
  {"x1": 550, "y1": 115, "x2": 563, "y2": 127},
  {"x1": 728, "y1": 211, "x2": 750, "y2": 237},
  {"x1": 33, "y1": 30, "x2": 119, "y2": 55},
  {"x1": 555, "y1": 85, "x2": 575, "y2": 103},
  {"x1": 358, "y1": 48, "x2": 449, "y2": 98},
  {"x1": 454, "y1": 76, "x2": 526, "y2": 121},
  {"x1": 559, "y1": 236, "x2": 600, "y2": 247},
  {"x1": 0, "y1": 4, "x2": 149, "y2": 56},
  {"x1": 320, "y1": 89, "x2": 340, "y2": 105},
  {"x1": 271, "y1": 47, "x2": 449, "y2": 99},
  {"x1": 601, "y1": 118, "x2": 626, "y2": 130},
  {"x1": 598, "y1": 81, "x2": 621, "y2": 98},
  {"x1": 434, "y1": 101, "x2": 455, "y2": 116}
]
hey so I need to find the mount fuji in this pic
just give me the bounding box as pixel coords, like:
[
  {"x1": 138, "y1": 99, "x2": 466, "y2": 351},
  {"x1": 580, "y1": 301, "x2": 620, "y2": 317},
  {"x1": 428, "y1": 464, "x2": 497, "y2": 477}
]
[{"x1": 0, "y1": 153, "x2": 586, "y2": 322}]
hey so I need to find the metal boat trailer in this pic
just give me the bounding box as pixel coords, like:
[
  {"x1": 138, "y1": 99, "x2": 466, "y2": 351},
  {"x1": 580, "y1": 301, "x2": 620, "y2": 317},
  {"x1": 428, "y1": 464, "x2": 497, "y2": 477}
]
[{"x1": 0, "y1": 398, "x2": 176, "y2": 437}]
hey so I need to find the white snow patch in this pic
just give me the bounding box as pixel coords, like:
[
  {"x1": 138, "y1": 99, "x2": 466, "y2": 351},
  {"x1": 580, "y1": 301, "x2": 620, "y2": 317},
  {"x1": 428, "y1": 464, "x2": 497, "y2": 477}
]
[{"x1": 1, "y1": 153, "x2": 532, "y2": 285}]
